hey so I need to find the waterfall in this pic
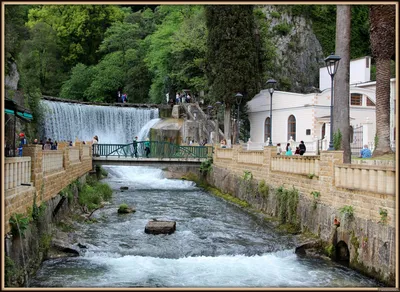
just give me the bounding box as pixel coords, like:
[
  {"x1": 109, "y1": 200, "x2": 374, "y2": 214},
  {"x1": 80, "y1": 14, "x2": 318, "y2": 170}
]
[{"x1": 39, "y1": 100, "x2": 160, "y2": 144}]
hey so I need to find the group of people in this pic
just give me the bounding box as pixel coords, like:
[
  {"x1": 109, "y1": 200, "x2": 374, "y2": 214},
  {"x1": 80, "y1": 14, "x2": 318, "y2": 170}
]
[
  {"x1": 131, "y1": 136, "x2": 151, "y2": 158},
  {"x1": 277, "y1": 141, "x2": 306, "y2": 156},
  {"x1": 174, "y1": 92, "x2": 192, "y2": 104},
  {"x1": 117, "y1": 88, "x2": 128, "y2": 103}
]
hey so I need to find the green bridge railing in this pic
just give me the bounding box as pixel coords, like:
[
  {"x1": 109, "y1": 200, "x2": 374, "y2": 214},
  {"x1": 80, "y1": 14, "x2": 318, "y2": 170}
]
[{"x1": 93, "y1": 141, "x2": 213, "y2": 159}]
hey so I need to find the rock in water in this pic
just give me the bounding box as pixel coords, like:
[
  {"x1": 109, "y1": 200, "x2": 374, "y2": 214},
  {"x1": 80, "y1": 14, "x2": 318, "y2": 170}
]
[{"x1": 145, "y1": 221, "x2": 176, "y2": 235}]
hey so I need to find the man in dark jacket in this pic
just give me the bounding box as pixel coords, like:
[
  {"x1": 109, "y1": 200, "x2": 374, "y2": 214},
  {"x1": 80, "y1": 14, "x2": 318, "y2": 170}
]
[{"x1": 299, "y1": 141, "x2": 306, "y2": 155}]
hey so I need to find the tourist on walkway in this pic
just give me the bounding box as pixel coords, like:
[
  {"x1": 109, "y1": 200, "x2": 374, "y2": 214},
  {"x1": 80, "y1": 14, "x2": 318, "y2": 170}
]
[
  {"x1": 51, "y1": 141, "x2": 58, "y2": 150},
  {"x1": 17, "y1": 133, "x2": 27, "y2": 156},
  {"x1": 220, "y1": 139, "x2": 227, "y2": 148},
  {"x1": 285, "y1": 143, "x2": 293, "y2": 156},
  {"x1": 132, "y1": 136, "x2": 138, "y2": 158},
  {"x1": 295, "y1": 147, "x2": 300, "y2": 155},
  {"x1": 144, "y1": 138, "x2": 151, "y2": 158},
  {"x1": 33, "y1": 139, "x2": 38, "y2": 144},
  {"x1": 92, "y1": 135, "x2": 99, "y2": 156},
  {"x1": 359, "y1": 144, "x2": 372, "y2": 158},
  {"x1": 299, "y1": 140, "x2": 306, "y2": 155}
]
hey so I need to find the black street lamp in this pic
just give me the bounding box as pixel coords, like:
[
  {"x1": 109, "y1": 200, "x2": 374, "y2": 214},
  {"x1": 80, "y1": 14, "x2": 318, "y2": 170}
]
[
  {"x1": 266, "y1": 79, "x2": 277, "y2": 146},
  {"x1": 324, "y1": 53, "x2": 341, "y2": 151},
  {"x1": 215, "y1": 101, "x2": 222, "y2": 143},
  {"x1": 235, "y1": 93, "x2": 243, "y2": 144}
]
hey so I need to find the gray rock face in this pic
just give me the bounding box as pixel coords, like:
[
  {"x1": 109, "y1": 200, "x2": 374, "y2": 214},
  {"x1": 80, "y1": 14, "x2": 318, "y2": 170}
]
[
  {"x1": 5, "y1": 62, "x2": 19, "y2": 90},
  {"x1": 259, "y1": 6, "x2": 325, "y2": 93},
  {"x1": 145, "y1": 220, "x2": 176, "y2": 235}
]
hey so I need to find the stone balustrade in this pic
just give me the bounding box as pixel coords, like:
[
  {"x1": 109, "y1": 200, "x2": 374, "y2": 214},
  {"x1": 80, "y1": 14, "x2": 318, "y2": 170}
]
[
  {"x1": 271, "y1": 155, "x2": 320, "y2": 176},
  {"x1": 4, "y1": 143, "x2": 93, "y2": 234},
  {"x1": 335, "y1": 164, "x2": 396, "y2": 195},
  {"x1": 213, "y1": 145, "x2": 396, "y2": 226},
  {"x1": 237, "y1": 150, "x2": 264, "y2": 165},
  {"x1": 216, "y1": 148, "x2": 233, "y2": 160},
  {"x1": 4, "y1": 157, "x2": 32, "y2": 190}
]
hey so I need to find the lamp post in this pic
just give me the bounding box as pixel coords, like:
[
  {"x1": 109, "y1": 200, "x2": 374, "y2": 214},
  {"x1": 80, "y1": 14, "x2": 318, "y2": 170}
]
[
  {"x1": 235, "y1": 93, "x2": 243, "y2": 144},
  {"x1": 324, "y1": 53, "x2": 341, "y2": 151},
  {"x1": 266, "y1": 79, "x2": 277, "y2": 146},
  {"x1": 215, "y1": 101, "x2": 222, "y2": 143}
]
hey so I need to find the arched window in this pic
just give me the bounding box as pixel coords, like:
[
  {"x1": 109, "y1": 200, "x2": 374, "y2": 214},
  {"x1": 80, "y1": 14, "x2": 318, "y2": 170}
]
[
  {"x1": 321, "y1": 123, "x2": 326, "y2": 139},
  {"x1": 264, "y1": 117, "x2": 271, "y2": 143},
  {"x1": 288, "y1": 115, "x2": 296, "y2": 141}
]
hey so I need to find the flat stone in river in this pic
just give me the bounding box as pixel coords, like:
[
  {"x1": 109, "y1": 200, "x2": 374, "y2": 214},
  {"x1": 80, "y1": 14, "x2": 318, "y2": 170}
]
[{"x1": 145, "y1": 220, "x2": 176, "y2": 235}]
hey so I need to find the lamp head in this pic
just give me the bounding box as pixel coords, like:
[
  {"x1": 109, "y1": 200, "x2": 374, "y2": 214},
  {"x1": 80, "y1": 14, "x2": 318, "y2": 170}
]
[
  {"x1": 266, "y1": 79, "x2": 277, "y2": 94},
  {"x1": 324, "y1": 53, "x2": 341, "y2": 76},
  {"x1": 235, "y1": 92, "x2": 243, "y2": 104}
]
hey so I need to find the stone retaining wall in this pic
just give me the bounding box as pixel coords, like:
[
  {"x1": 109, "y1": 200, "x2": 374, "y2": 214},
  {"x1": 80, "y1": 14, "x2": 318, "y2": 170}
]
[{"x1": 210, "y1": 145, "x2": 396, "y2": 285}]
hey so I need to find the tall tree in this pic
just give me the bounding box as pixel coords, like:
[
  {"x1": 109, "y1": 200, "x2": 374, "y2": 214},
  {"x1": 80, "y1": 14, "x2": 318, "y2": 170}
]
[
  {"x1": 369, "y1": 5, "x2": 395, "y2": 156},
  {"x1": 205, "y1": 5, "x2": 259, "y2": 141},
  {"x1": 333, "y1": 5, "x2": 351, "y2": 163},
  {"x1": 26, "y1": 5, "x2": 124, "y2": 69}
]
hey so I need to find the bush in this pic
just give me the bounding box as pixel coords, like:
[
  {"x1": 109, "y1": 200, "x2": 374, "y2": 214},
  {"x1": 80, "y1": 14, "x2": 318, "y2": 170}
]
[
  {"x1": 9, "y1": 213, "x2": 30, "y2": 237},
  {"x1": 273, "y1": 22, "x2": 292, "y2": 36}
]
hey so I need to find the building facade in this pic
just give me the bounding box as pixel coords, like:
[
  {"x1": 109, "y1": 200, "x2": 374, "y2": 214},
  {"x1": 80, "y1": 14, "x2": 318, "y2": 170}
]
[{"x1": 247, "y1": 56, "x2": 396, "y2": 154}]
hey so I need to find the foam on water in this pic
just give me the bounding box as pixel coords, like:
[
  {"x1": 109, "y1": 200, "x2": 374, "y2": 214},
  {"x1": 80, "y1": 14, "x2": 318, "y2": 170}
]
[{"x1": 104, "y1": 165, "x2": 197, "y2": 190}]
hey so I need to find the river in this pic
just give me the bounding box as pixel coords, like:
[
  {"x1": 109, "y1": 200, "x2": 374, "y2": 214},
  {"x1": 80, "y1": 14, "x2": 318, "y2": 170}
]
[{"x1": 29, "y1": 165, "x2": 382, "y2": 288}]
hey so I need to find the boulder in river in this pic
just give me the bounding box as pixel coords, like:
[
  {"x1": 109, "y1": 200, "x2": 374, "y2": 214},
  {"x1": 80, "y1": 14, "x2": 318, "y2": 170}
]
[
  {"x1": 120, "y1": 186, "x2": 129, "y2": 191},
  {"x1": 145, "y1": 220, "x2": 176, "y2": 235}
]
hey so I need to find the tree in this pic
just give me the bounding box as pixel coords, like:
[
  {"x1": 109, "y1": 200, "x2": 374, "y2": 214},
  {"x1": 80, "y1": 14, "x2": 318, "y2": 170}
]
[
  {"x1": 205, "y1": 5, "x2": 260, "y2": 141},
  {"x1": 59, "y1": 63, "x2": 95, "y2": 101},
  {"x1": 18, "y1": 22, "x2": 66, "y2": 96},
  {"x1": 333, "y1": 5, "x2": 351, "y2": 163},
  {"x1": 369, "y1": 5, "x2": 395, "y2": 156},
  {"x1": 26, "y1": 5, "x2": 124, "y2": 69}
]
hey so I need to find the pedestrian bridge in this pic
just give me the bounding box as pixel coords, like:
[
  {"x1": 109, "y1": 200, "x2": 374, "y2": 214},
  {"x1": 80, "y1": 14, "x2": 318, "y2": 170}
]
[{"x1": 92, "y1": 142, "x2": 213, "y2": 166}]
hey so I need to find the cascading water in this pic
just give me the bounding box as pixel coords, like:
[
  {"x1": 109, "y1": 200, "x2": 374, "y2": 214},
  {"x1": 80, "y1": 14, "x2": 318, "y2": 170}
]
[
  {"x1": 29, "y1": 165, "x2": 383, "y2": 288},
  {"x1": 40, "y1": 100, "x2": 160, "y2": 144}
]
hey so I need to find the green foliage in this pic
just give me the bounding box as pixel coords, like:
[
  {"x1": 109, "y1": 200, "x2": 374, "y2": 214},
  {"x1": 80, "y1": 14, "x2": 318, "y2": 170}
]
[
  {"x1": 5, "y1": 255, "x2": 16, "y2": 287},
  {"x1": 276, "y1": 186, "x2": 299, "y2": 226},
  {"x1": 205, "y1": 5, "x2": 260, "y2": 107},
  {"x1": 27, "y1": 5, "x2": 124, "y2": 68},
  {"x1": 311, "y1": 191, "x2": 320, "y2": 210},
  {"x1": 273, "y1": 22, "x2": 292, "y2": 36},
  {"x1": 39, "y1": 233, "x2": 52, "y2": 251},
  {"x1": 78, "y1": 178, "x2": 112, "y2": 211},
  {"x1": 9, "y1": 213, "x2": 30, "y2": 237},
  {"x1": 333, "y1": 129, "x2": 342, "y2": 150},
  {"x1": 307, "y1": 173, "x2": 315, "y2": 179},
  {"x1": 270, "y1": 11, "x2": 280, "y2": 18},
  {"x1": 379, "y1": 208, "x2": 388, "y2": 224},
  {"x1": 200, "y1": 156, "x2": 213, "y2": 174},
  {"x1": 209, "y1": 187, "x2": 250, "y2": 208},
  {"x1": 374, "y1": 134, "x2": 379, "y2": 150},
  {"x1": 339, "y1": 205, "x2": 354, "y2": 218},
  {"x1": 56, "y1": 221, "x2": 75, "y2": 232},
  {"x1": 324, "y1": 244, "x2": 335, "y2": 257},
  {"x1": 257, "y1": 180, "x2": 269, "y2": 198},
  {"x1": 242, "y1": 170, "x2": 253, "y2": 181}
]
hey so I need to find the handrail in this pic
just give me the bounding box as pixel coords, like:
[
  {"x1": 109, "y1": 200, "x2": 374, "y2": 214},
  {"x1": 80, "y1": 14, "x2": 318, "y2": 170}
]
[{"x1": 94, "y1": 141, "x2": 213, "y2": 159}]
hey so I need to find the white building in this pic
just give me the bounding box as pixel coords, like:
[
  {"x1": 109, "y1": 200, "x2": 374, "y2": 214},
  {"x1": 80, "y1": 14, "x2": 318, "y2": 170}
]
[{"x1": 247, "y1": 56, "x2": 396, "y2": 154}]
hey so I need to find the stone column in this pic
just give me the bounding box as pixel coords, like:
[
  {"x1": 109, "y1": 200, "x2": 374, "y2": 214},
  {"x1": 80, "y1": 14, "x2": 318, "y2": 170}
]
[
  {"x1": 319, "y1": 150, "x2": 344, "y2": 198},
  {"x1": 263, "y1": 146, "x2": 273, "y2": 177},
  {"x1": 22, "y1": 144, "x2": 44, "y2": 203}
]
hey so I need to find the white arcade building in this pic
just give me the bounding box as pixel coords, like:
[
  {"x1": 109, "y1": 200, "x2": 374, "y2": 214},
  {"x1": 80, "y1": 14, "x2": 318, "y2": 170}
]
[{"x1": 246, "y1": 56, "x2": 396, "y2": 155}]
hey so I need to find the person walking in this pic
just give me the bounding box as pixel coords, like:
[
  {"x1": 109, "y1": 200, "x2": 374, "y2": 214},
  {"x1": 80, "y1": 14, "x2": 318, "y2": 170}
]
[
  {"x1": 144, "y1": 138, "x2": 151, "y2": 158},
  {"x1": 92, "y1": 135, "x2": 99, "y2": 156},
  {"x1": 299, "y1": 140, "x2": 306, "y2": 156},
  {"x1": 132, "y1": 136, "x2": 138, "y2": 158},
  {"x1": 17, "y1": 133, "x2": 27, "y2": 156},
  {"x1": 276, "y1": 143, "x2": 282, "y2": 155}
]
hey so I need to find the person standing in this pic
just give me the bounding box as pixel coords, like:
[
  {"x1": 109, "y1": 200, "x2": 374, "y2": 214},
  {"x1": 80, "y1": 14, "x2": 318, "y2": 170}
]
[
  {"x1": 144, "y1": 138, "x2": 151, "y2": 158},
  {"x1": 92, "y1": 135, "x2": 99, "y2": 156},
  {"x1": 299, "y1": 141, "x2": 306, "y2": 156},
  {"x1": 17, "y1": 133, "x2": 27, "y2": 156},
  {"x1": 132, "y1": 136, "x2": 138, "y2": 158}
]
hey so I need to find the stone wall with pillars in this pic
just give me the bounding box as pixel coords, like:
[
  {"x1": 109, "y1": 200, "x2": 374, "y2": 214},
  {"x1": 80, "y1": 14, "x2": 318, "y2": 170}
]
[
  {"x1": 4, "y1": 143, "x2": 92, "y2": 234},
  {"x1": 211, "y1": 145, "x2": 396, "y2": 285}
]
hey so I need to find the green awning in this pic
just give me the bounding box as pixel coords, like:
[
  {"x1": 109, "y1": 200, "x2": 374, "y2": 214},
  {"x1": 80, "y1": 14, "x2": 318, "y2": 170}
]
[{"x1": 5, "y1": 98, "x2": 33, "y2": 122}]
